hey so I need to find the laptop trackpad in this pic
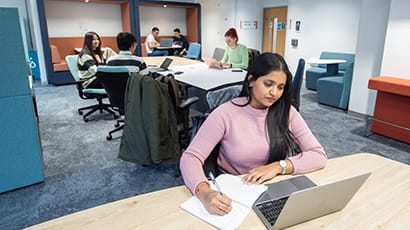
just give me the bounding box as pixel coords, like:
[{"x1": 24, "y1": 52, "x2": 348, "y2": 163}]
[{"x1": 261, "y1": 176, "x2": 317, "y2": 200}]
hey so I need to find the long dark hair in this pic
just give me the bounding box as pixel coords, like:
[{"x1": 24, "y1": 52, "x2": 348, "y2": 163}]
[
  {"x1": 234, "y1": 52, "x2": 301, "y2": 163},
  {"x1": 79, "y1": 31, "x2": 103, "y2": 65}
]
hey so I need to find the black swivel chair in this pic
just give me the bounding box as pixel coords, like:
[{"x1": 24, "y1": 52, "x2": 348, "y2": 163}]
[
  {"x1": 247, "y1": 48, "x2": 261, "y2": 70},
  {"x1": 95, "y1": 66, "x2": 131, "y2": 140},
  {"x1": 66, "y1": 55, "x2": 117, "y2": 122},
  {"x1": 291, "y1": 58, "x2": 306, "y2": 111}
]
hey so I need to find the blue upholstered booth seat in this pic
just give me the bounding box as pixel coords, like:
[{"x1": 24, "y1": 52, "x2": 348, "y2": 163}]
[
  {"x1": 317, "y1": 77, "x2": 344, "y2": 108},
  {"x1": 316, "y1": 62, "x2": 354, "y2": 110},
  {"x1": 305, "y1": 52, "x2": 354, "y2": 90},
  {"x1": 305, "y1": 67, "x2": 327, "y2": 89}
]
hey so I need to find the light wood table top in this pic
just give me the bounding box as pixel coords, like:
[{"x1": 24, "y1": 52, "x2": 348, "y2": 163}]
[
  {"x1": 143, "y1": 56, "x2": 200, "y2": 67},
  {"x1": 306, "y1": 58, "x2": 347, "y2": 65},
  {"x1": 26, "y1": 153, "x2": 410, "y2": 230}
]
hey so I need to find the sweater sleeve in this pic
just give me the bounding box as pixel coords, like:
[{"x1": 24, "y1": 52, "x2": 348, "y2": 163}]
[
  {"x1": 221, "y1": 46, "x2": 229, "y2": 63},
  {"x1": 287, "y1": 106, "x2": 327, "y2": 174},
  {"x1": 231, "y1": 44, "x2": 249, "y2": 69},
  {"x1": 180, "y1": 107, "x2": 227, "y2": 195}
]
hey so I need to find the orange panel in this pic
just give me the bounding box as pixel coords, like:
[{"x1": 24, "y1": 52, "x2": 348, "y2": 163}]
[
  {"x1": 186, "y1": 8, "x2": 198, "y2": 43},
  {"x1": 371, "y1": 91, "x2": 410, "y2": 143},
  {"x1": 368, "y1": 76, "x2": 410, "y2": 97},
  {"x1": 121, "y1": 3, "x2": 130, "y2": 32}
]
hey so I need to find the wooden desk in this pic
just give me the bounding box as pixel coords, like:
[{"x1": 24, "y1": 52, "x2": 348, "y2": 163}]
[
  {"x1": 26, "y1": 153, "x2": 409, "y2": 230},
  {"x1": 307, "y1": 58, "x2": 346, "y2": 76}
]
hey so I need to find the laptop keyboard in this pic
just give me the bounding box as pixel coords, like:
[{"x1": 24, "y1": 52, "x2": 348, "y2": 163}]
[{"x1": 256, "y1": 196, "x2": 289, "y2": 225}]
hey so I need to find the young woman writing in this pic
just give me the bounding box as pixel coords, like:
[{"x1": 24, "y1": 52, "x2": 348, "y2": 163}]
[{"x1": 180, "y1": 53, "x2": 327, "y2": 215}]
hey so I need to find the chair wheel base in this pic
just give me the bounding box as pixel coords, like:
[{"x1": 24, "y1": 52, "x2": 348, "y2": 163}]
[
  {"x1": 106, "y1": 135, "x2": 112, "y2": 140},
  {"x1": 78, "y1": 110, "x2": 83, "y2": 115},
  {"x1": 114, "y1": 123, "x2": 120, "y2": 128},
  {"x1": 83, "y1": 117, "x2": 89, "y2": 122}
]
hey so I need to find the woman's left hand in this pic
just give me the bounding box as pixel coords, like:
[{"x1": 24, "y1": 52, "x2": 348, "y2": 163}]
[{"x1": 243, "y1": 163, "x2": 282, "y2": 184}]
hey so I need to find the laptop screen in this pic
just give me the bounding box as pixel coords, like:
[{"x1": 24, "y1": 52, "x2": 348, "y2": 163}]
[
  {"x1": 160, "y1": 58, "x2": 173, "y2": 69},
  {"x1": 160, "y1": 38, "x2": 173, "y2": 47}
]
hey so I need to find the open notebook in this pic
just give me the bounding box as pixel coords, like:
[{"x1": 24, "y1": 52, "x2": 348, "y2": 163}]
[{"x1": 180, "y1": 174, "x2": 267, "y2": 230}]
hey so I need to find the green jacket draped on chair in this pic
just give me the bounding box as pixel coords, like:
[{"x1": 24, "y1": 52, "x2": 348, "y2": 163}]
[{"x1": 119, "y1": 73, "x2": 180, "y2": 165}]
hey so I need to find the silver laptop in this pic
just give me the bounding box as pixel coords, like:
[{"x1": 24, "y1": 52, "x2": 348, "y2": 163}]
[
  {"x1": 148, "y1": 58, "x2": 173, "y2": 73},
  {"x1": 159, "y1": 38, "x2": 173, "y2": 47},
  {"x1": 253, "y1": 173, "x2": 371, "y2": 230}
]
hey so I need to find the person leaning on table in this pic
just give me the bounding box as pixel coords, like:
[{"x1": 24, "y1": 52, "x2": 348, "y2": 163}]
[
  {"x1": 219, "y1": 27, "x2": 249, "y2": 69},
  {"x1": 180, "y1": 53, "x2": 327, "y2": 215},
  {"x1": 78, "y1": 31, "x2": 117, "y2": 89},
  {"x1": 144, "y1": 27, "x2": 168, "y2": 56}
]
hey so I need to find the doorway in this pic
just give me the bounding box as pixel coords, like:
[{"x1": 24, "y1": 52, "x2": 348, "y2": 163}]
[{"x1": 263, "y1": 7, "x2": 287, "y2": 57}]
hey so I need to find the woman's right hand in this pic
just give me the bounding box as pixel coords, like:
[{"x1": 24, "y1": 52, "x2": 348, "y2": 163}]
[{"x1": 196, "y1": 182, "x2": 232, "y2": 215}]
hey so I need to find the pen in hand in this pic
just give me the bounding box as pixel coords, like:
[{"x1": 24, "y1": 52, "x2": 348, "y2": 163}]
[{"x1": 208, "y1": 172, "x2": 223, "y2": 195}]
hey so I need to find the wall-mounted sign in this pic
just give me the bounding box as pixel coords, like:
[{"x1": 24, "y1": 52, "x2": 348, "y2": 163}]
[
  {"x1": 277, "y1": 22, "x2": 285, "y2": 31},
  {"x1": 240, "y1": 20, "x2": 258, "y2": 30}
]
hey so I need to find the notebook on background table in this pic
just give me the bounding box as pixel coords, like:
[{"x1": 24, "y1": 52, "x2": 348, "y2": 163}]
[{"x1": 253, "y1": 173, "x2": 371, "y2": 230}]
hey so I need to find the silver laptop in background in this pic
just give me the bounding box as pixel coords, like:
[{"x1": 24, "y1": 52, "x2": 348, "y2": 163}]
[
  {"x1": 159, "y1": 38, "x2": 173, "y2": 47},
  {"x1": 253, "y1": 173, "x2": 371, "y2": 230}
]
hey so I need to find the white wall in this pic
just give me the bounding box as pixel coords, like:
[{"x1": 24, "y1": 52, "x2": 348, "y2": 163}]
[
  {"x1": 380, "y1": 0, "x2": 410, "y2": 79},
  {"x1": 139, "y1": 6, "x2": 187, "y2": 36},
  {"x1": 283, "y1": 0, "x2": 361, "y2": 72},
  {"x1": 198, "y1": 0, "x2": 263, "y2": 59},
  {"x1": 348, "y1": 0, "x2": 391, "y2": 116},
  {"x1": 44, "y1": 0, "x2": 122, "y2": 37},
  {"x1": 262, "y1": 0, "x2": 288, "y2": 8}
]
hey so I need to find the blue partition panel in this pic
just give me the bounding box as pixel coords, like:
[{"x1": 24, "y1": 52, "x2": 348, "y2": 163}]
[
  {"x1": 0, "y1": 95, "x2": 44, "y2": 193},
  {"x1": 0, "y1": 7, "x2": 44, "y2": 193}
]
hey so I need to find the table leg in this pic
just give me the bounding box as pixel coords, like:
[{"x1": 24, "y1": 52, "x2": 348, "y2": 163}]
[{"x1": 326, "y1": 63, "x2": 339, "y2": 76}]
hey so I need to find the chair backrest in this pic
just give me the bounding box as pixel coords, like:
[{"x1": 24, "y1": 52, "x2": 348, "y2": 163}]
[
  {"x1": 319, "y1": 52, "x2": 355, "y2": 71},
  {"x1": 65, "y1": 55, "x2": 80, "y2": 81},
  {"x1": 291, "y1": 58, "x2": 306, "y2": 111},
  {"x1": 186, "y1": 43, "x2": 201, "y2": 60},
  {"x1": 206, "y1": 85, "x2": 242, "y2": 111},
  {"x1": 339, "y1": 63, "x2": 355, "y2": 109},
  {"x1": 248, "y1": 48, "x2": 261, "y2": 68},
  {"x1": 212, "y1": 47, "x2": 225, "y2": 61},
  {"x1": 96, "y1": 66, "x2": 130, "y2": 114}
]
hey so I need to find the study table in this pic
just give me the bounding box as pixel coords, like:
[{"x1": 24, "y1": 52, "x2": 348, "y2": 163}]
[
  {"x1": 307, "y1": 58, "x2": 346, "y2": 76},
  {"x1": 143, "y1": 56, "x2": 246, "y2": 91},
  {"x1": 26, "y1": 153, "x2": 410, "y2": 229}
]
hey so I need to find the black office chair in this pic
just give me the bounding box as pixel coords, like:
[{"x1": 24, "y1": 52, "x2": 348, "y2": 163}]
[
  {"x1": 95, "y1": 66, "x2": 131, "y2": 140},
  {"x1": 291, "y1": 58, "x2": 306, "y2": 111},
  {"x1": 66, "y1": 55, "x2": 117, "y2": 122},
  {"x1": 156, "y1": 74, "x2": 200, "y2": 145},
  {"x1": 190, "y1": 85, "x2": 243, "y2": 177},
  {"x1": 247, "y1": 48, "x2": 261, "y2": 70}
]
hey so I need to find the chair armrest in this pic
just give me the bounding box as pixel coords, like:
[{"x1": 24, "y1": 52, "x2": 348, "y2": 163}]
[{"x1": 178, "y1": 96, "x2": 199, "y2": 109}]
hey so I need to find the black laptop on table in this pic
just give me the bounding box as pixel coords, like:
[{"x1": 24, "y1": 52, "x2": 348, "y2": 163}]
[
  {"x1": 253, "y1": 173, "x2": 371, "y2": 230},
  {"x1": 148, "y1": 57, "x2": 173, "y2": 73}
]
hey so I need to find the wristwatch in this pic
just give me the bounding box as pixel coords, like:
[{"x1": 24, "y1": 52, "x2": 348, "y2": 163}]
[{"x1": 279, "y1": 160, "x2": 287, "y2": 174}]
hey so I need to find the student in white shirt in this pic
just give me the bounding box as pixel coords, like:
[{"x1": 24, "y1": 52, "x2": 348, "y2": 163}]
[{"x1": 144, "y1": 27, "x2": 168, "y2": 56}]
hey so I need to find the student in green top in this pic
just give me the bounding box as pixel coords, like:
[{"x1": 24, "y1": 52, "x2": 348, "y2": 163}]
[{"x1": 220, "y1": 28, "x2": 249, "y2": 69}]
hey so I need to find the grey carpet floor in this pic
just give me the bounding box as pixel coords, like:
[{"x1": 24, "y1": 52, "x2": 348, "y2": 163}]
[{"x1": 1, "y1": 82, "x2": 409, "y2": 230}]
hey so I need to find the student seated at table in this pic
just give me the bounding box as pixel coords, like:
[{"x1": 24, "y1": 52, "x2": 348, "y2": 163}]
[
  {"x1": 78, "y1": 31, "x2": 117, "y2": 88},
  {"x1": 180, "y1": 53, "x2": 327, "y2": 215},
  {"x1": 172, "y1": 28, "x2": 189, "y2": 56},
  {"x1": 144, "y1": 27, "x2": 168, "y2": 56},
  {"x1": 107, "y1": 32, "x2": 148, "y2": 75},
  {"x1": 212, "y1": 28, "x2": 249, "y2": 70}
]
